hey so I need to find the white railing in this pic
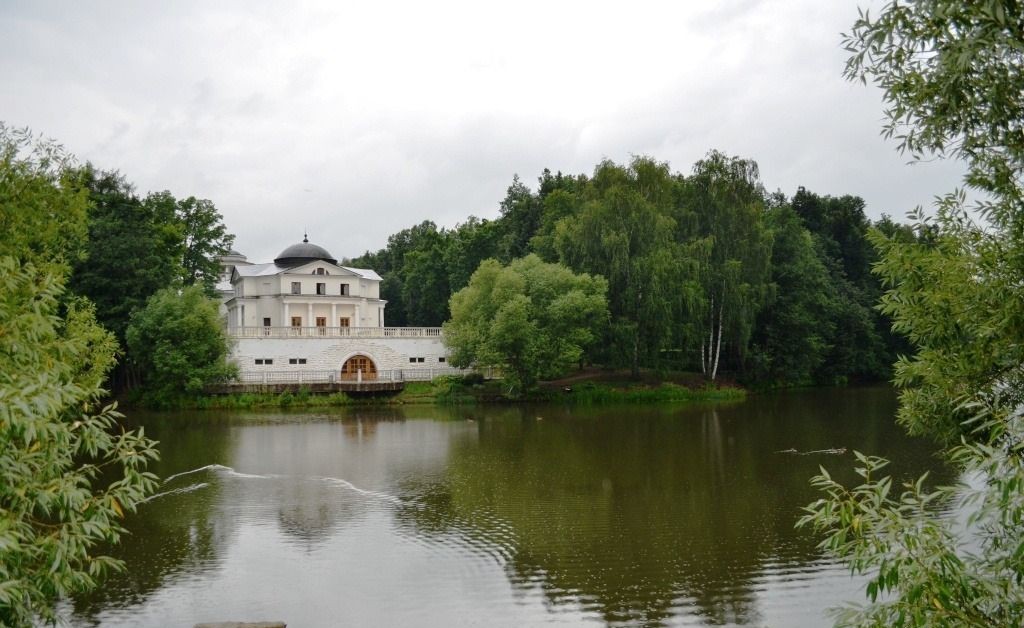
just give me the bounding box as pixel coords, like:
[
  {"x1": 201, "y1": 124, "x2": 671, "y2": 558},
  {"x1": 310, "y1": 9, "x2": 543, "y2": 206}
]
[
  {"x1": 232, "y1": 367, "x2": 487, "y2": 385},
  {"x1": 228, "y1": 326, "x2": 443, "y2": 339}
]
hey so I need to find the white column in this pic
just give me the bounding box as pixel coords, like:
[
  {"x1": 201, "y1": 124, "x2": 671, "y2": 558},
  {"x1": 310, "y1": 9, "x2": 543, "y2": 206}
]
[
  {"x1": 307, "y1": 302, "x2": 313, "y2": 328},
  {"x1": 354, "y1": 305, "x2": 361, "y2": 327},
  {"x1": 284, "y1": 302, "x2": 290, "y2": 326},
  {"x1": 331, "y1": 303, "x2": 337, "y2": 330},
  {"x1": 237, "y1": 305, "x2": 243, "y2": 327}
]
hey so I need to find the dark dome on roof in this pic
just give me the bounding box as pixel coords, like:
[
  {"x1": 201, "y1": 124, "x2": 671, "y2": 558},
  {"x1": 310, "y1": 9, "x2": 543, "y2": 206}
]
[{"x1": 274, "y1": 236, "x2": 337, "y2": 267}]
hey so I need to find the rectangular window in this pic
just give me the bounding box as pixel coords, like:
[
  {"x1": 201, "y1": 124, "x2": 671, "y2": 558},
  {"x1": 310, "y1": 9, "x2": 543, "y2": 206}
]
[
  {"x1": 289, "y1": 358, "x2": 297, "y2": 365},
  {"x1": 418, "y1": 357, "x2": 425, "y2": 363},
  {"x1": 264, "y1": 359, "x2": 273, "y2": 365},
  {"x1": 255, "y1": 359, "x2": 264, "y2": 365},
  {"x1": 316, "y1": 282, "x2": 326, "y2": 295},
  {"x1": 340, "y1": 283, "x2": 349, "y2": 296},
  {"x1": 299, "y1": 358, "x2": 306, "y2": 364},
  {"x1": 263, "y1": 317, "x2": 271, "y2": 327},
  {"x1": 291, "y1": 316, "x2": 302, "y2": 327},
  {"x1": 439, "y1": 357, "x2": 446, "y2": 363},
  {"x1": 314, "y1": 268, "x2": 326, "y2": 275},
  {"x1": 409, "y1": 357, "x2": 417, "y2": 363},
  {"x1": 291, "y1": 281, "x2": 301, "y2": 294},
  {"x1": 339, "y1": 317, "x2": 350, "y2": 327}
]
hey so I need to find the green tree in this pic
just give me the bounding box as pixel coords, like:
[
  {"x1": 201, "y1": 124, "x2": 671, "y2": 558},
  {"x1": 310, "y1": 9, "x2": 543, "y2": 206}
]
[
  {"x1": 174, "y1": 195, "x2": 234, "y2": 293},
  {"x1": 443, "y1": 254, "x2": 608, "y2": 394},
  {"x1": 801, "y1": 2, "x2": 1024, "y2": 625},
  {"x1": 554, "y1": 158, "x2": 703, "y2": 377},
  {"x1": 497, "y1": 174, "x2": 543, "y2": 261},
  {"x1": 0, "y1": 125, "x2": 159, "y2": 626},
  {"x1": 70, "y1": 169, "x2": 184, "y2": 343},
  {"x1": 444, "y1": 216, "x2": 502, "y2": 292},
  {"x1": 683, "y1": 151, "x2": 772, "y2": 381},
  {"x1": 125, "y1": 285, "x2": 237, "y2": 405},
  {"x1": 748, "y1": 203, "x2": 837, "y2": 386},
  {"x1": 350, "y1": 220, "x2": 451, "y2": 326}
]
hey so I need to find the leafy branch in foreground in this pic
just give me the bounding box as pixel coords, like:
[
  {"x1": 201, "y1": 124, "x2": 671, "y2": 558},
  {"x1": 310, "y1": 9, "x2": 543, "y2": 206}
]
[
  {"x1": 801, "y1": 1, "x2": 1024, "y2": 625},
  {"x1": 0, "y1": 125, "x2": 160, "y2": 626},
  {"x1": 798, "y1": 433, "x2": 1024, "y2": 627}
]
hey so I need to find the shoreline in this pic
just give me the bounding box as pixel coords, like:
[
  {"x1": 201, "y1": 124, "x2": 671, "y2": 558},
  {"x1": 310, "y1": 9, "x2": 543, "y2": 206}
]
[{"x1": 124, "y1": 376, "x2": 748, "y2": 410}]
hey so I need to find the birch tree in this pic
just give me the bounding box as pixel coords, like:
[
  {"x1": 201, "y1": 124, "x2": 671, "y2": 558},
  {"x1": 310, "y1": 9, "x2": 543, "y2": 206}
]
[{"x1": 684, "y1": 151, "x2": 772, "y2": 381}]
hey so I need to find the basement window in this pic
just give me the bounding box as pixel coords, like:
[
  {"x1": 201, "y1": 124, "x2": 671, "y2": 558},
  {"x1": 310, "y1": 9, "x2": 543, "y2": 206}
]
[
  {"x1": 409, "y1": 357, "x2": 425, "y2": 363},
  {"x1": 439, "y1": 357, "x2": 446, "y2": 363},
  {"x1": 255, "y1": 358, "x2": 274, "y2": 365},
  {"x1": 288, "y1": 358, "x2": 308, "y2": 365}
]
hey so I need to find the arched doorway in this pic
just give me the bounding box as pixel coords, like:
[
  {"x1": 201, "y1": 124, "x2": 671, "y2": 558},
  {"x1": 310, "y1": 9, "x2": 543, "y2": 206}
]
[{"x1": 340, "y1": 355, "x2": 377, "y2": 381}]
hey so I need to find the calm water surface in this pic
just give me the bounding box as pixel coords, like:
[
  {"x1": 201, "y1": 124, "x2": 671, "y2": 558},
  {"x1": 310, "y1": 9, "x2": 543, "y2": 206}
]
[{"x1": 66, "y1": 387, "x2": 950, "y2": 627}]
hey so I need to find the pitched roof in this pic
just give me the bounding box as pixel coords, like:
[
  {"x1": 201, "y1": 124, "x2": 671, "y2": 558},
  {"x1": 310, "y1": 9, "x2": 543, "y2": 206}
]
[{"x1": 232, "y1": 262, "x2": 381, "y2": 281}]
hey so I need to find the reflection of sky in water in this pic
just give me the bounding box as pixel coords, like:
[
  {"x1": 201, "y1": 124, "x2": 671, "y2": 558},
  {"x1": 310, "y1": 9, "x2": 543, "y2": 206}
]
[{"x1": 67, "y1": 389, "x2": 950, "y2": 627}]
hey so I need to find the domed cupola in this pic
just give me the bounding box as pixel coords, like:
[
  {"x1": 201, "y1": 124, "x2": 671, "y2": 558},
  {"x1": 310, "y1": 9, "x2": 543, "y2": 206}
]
[{"x1": 274, "y1": 234, "x2": 337, "y2": 267}]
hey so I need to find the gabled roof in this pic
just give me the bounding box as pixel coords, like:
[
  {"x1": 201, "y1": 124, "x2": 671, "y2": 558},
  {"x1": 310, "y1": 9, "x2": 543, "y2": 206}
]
[{"x1": 231, "y1": 261, "x2": 382, "y2": 281}]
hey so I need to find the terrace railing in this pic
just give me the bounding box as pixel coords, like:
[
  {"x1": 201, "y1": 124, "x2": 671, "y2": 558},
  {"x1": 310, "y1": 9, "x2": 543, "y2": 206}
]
[
  {"x1": 228, "y1": 326, "x2": 443, "y2": 339},
  {"x1": 232, "y1": 366, "x2": 493, "y2": 385}
]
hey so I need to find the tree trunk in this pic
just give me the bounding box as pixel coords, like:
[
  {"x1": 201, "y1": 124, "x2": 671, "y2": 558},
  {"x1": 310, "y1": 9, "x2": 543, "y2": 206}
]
[{"x1": 710, "y1": 303, "x2": 723, "y2": 381}]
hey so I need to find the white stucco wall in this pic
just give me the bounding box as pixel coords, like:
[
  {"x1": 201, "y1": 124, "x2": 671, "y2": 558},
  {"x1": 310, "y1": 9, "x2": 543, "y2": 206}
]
[{"x1": 232, "y1": 336, "x2": 449, "y2": 374}]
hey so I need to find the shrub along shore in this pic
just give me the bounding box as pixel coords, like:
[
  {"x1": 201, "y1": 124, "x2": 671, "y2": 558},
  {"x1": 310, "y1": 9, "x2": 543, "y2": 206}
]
[{"x1": 135, "y1": 371, "x2": 746, "y2": 410}]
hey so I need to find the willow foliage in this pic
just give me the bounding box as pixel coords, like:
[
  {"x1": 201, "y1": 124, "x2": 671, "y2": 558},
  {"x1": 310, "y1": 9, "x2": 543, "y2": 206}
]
[{"x1": 800, "y1": 2, "x2": 1024, "y2": 626}]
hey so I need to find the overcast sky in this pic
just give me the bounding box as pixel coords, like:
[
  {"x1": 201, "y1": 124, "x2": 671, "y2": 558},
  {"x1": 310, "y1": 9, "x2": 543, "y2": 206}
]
[{"x1": 2, "y1": 0, "x2": 964, "y2": 263}]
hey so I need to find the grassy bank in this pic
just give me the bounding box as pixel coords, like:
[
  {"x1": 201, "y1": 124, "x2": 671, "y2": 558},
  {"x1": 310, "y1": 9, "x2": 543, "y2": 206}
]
[{"x1": 133, "y1": 371, "x2": 745, "y2": 410}]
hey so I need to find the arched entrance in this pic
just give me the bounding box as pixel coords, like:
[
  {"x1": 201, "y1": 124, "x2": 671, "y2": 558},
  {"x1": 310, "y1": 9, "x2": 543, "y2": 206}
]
[{"x1": 340, "y1": 355, "x2": 377, "y2": 381}]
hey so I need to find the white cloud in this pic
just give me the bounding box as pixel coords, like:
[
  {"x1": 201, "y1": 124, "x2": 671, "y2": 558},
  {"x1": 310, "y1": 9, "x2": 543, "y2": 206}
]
[{"x1": 0, "y1": 0, "x2": 963, "y2": 263}]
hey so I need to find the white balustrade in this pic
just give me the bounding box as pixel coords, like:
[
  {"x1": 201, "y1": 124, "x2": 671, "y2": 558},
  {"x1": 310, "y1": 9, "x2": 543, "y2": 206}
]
[{"x1": 227, "y1": 326, "x2": 443, "y2": 339}]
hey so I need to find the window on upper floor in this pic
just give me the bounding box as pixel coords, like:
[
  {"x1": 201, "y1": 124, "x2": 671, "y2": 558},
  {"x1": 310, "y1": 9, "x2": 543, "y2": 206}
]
[
  {"x1": 340, "y1": 283, "x2": 349, "y2": 296},
  {"x1": 314, "y1": 268, "x2": 326, "y2": 275},
  {"x1": 316, "y1": 282, "x2": 326, "y2": 295},
  {"x1": 291, "y1": 281, "x2": 301, "y2": 294}
]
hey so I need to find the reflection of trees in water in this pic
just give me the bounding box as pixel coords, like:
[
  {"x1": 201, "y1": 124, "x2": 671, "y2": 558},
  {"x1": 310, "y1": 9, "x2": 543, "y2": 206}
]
[{"x1": 396, "y1": 389, "x2": 952, "y2": 626}]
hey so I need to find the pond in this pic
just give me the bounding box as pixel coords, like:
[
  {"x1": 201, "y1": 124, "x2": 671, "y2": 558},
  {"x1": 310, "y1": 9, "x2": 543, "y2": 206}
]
[{"x1": 65, "y1": 386, "x2": 951, "y2": 627}]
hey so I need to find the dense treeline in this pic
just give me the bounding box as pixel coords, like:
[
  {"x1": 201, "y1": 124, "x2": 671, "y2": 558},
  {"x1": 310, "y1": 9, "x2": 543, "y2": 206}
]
[
  {"x1": 352, "y1": 151, "x2": 923, "y2": 386},
  {"x1": 60, "y1": 162, "x2": 235, "y2": 395}
]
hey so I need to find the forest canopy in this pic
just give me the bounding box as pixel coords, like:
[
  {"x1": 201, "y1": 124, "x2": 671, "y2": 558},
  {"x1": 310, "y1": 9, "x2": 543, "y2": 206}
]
[{"x1": 352, "y1": 152, "x2": 921, "y2": 387}]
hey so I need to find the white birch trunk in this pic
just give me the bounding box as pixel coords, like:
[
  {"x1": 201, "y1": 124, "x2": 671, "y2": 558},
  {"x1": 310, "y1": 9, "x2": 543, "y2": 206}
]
[
  {"x1": 702, "y1": 295, "x2": 715, "y2": 377},
  {"x1": 710, "y1": 303, "x2": 723, "y2": 381}
]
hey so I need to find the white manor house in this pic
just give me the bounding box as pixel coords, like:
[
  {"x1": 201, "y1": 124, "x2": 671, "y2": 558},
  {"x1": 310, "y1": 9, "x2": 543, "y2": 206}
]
[{"x1": 219, "y1": 236, "x2": 459, "y2": 389}]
